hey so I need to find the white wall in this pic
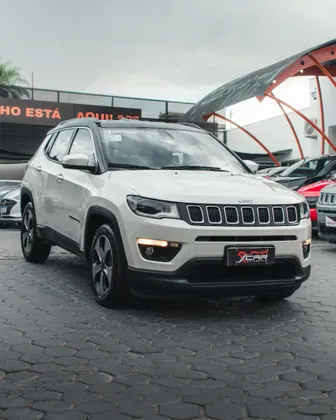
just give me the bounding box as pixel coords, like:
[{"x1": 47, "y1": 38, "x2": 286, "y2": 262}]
[{"x1": 226, "y1": 106, "x2": 319, "y2": 161}]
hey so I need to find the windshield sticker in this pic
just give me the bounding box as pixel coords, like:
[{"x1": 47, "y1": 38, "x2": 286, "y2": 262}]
[{"x1": 106, "y1": 132, "x2": 122, "y2": 143}]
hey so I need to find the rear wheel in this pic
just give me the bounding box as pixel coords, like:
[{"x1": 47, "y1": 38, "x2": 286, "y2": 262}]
[
  {"x1": 256, "y1": 288, "x2": 297, "y2": 302},
  {"x1": 89, "y1": 224, "x2": 131, "y2": 308},
  {"x1": 21, "y1": 202, "x2": 51, "y2": 263}
]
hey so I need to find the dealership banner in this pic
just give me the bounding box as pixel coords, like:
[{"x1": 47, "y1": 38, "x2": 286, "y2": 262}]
[{"x1": 0, "y1": 97, "x2": 142, "y2": 126}]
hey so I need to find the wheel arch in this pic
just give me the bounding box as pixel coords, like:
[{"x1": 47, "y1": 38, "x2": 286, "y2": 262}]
[
  {"x1": 21, "y1": 187, "x2": 34, "y2": 215},
  {"x1": 84, "y1": 206, "x2": 127, "y2": 264}
]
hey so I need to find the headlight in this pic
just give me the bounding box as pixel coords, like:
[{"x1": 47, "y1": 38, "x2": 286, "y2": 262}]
[
  {"x1": 299, "y1": 201, "x2": 310, "y2": 219},
  {"x1": 127, "y1": 196, "x2": 180, "y2": 219},
  {"x1": 306, "y1": 196, "x2": 318, "y2": 209}
]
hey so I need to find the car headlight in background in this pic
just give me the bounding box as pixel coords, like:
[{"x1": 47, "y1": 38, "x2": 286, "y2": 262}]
[
  {"x1": 127, "y1": 196, "x2": 180, "y2": 219},
  {"x1": 299, "y1": 201, "x2": 310, "y2": 219},
  {"x1": 305, "y1": 196, "x2": 318, "y2": 209}
]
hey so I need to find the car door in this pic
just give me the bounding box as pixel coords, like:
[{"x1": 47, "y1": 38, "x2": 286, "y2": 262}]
[
  {"x1": 44, "y1": 128, "x2": 75, "y2": 235},
  {"x1": 57, "y1": 127, "x2": 96, "y2": 244}
]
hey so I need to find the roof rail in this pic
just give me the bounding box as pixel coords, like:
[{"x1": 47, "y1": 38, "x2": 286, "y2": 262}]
[
  {"x1": 179, "y1": 122, "x2": 202, "y2": 129},
  {"x1": 56, "y1": 117, "x2": 101, "y2": 127}
]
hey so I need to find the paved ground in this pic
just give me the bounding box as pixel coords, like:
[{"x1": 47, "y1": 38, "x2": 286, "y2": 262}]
[{"x1": 0, "y1": 231, "x2": 336, "y2": 420}]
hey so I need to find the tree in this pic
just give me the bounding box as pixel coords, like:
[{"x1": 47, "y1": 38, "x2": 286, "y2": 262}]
[{"x1": 0, "y1": 61, "x2": 30, "y2": 98}]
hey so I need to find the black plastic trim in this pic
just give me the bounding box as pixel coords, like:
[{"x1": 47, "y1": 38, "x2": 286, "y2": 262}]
[{"x1": 127, "y1": 256, "x2": 311, "y2": 299}]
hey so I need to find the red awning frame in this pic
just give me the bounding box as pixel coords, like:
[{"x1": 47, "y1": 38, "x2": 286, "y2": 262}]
[{"x1": 185, "y1": 39, "x2": 336, "y2": 162}]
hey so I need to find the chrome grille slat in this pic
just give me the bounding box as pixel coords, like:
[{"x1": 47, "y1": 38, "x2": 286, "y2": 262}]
[
  {"x1": 257, "y1": 207, "x2": 270, "y2": 224},
  {"x1": 241, "y1": 206, "x2": 255, "y2": 224},
  {"x1": 286, "y1": 206, "x2": 298, "y2": 223},
  {"x1": 186, "y1": 205, "x2": 204, "y2": 223},
  {"x1": 224, "y1": 206, "x2": 239, "y2": 224},
  {"x1": 272, "y1": 207, "x2": 285, "y2": 224},
  {"x1": 206, "y1": 206, "x2": 222, "y2": 224}
]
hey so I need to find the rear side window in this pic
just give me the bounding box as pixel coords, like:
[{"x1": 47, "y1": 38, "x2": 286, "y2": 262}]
[{"x1": 48, "y1": 129, "x2": 74, "y2": 162}]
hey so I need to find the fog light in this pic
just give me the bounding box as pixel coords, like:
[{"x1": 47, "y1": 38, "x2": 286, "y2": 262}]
[
  {"x1": 302, "y1": 238, "x2": 311, "y2": 259},
  {"x1": 136, "y1": 238, "x2": 182, "y2": 262}
]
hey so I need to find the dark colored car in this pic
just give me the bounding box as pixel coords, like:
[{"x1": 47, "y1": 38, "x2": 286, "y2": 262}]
[{"x1": 273, "y1": 155, "x2": 336, "y2": 190}]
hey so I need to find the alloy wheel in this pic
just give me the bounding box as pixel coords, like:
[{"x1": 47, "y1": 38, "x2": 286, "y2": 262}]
[
  {"x1": 92, "y1": 235, "x2": 114, "y2": 298},
  {"x1": 22, "y1": 209, "x2": 34, "y2": 254}
]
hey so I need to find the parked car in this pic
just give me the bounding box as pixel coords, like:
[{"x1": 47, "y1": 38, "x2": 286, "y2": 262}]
[
  {"x1": 0, "y1": 187, "x2": 21, "y2": 228},
  {"x1": 261, "y1": 166, "x2": 287, "y2": 179},
  {"x1": 273, "y1": 155, "x2": 336, "y2": 190},
  {"x1": 298, "y1": 178, "x2": 336, "y2": 232},
  {"x1": 317, "y1": 182, "x2": 336, "y2": 243},
  {"x1": 0, "y1": 180, "x2": 21, "y2": 202},
  {"x1": 20, "y1": 118, "x2": 311, "y2": 307}
]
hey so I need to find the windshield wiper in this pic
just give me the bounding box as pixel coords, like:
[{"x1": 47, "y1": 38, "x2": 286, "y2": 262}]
[
  {"x1": 160, "y1": 165, "x2": 228, "y2": 172},
  {"x1": 107, "y1": 163, "x2": 154, "y2": 170}
]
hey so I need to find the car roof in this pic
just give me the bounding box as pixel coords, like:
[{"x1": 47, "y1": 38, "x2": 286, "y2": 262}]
[{"x1": 50, "y1": 118, "x2": 203, "y2": 133}]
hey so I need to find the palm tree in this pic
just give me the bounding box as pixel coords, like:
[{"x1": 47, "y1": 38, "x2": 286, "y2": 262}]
[{"x1": 0, "y1": 61, "x2": 30, "y2": 99}]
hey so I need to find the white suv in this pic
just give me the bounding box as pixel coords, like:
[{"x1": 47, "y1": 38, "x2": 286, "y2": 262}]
[{"x1": 20, "y1": 118, "x2": 311, "y2": 307}]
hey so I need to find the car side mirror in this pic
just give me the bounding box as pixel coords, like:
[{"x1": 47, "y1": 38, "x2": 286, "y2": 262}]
[
  {"x1": 330, "y1": 171, "x2": 336, "y2": 180},
  {"x1": 243, "y1": 160, "x2": 259, "y2": 173},
  {"x1": 62, "y1": 154, "x2": 96, "y2": 172}
]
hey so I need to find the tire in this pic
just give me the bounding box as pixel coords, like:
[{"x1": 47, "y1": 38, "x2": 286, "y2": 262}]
[
  {"x1": 89, "y1": 223, "x2": 131, "y2": 308},
  {"x1": 256, "y1": 288, "x2": 297, "y2": 302},
  {"x1": 21, "y1": 202, "x2": 51, "y2": 263}
]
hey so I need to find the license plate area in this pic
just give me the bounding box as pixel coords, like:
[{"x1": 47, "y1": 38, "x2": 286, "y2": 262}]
[
  {"x1": 0, "y1": 206, "x2": 7, "y2": 214},
  {"x1": 225, "y1": 245, "x2": 275, "y2": 267}
]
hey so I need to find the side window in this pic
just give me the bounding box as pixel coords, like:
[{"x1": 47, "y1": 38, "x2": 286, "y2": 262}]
[
  {"x1": 69, "y1": 128, "x2": 95, "y2": 165},
  {"x1": 48, "y1": 129, "x2": 74, "y2": 162}
]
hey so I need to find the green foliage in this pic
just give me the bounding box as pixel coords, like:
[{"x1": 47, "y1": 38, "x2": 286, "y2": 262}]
[{"x1": 0, "y1": 61, "x2": 30, "y2": 99}]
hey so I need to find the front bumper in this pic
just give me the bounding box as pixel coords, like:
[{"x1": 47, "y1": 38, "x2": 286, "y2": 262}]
[
  {"x1": 119, "y1": 214, "x2": 312, "y2": 272},
  {"x1": 127, "y1": 257, "x2": 311, "y2": 298},
  {"x1": 317, "y1": 208, "x2": 336, "y2": 243}
]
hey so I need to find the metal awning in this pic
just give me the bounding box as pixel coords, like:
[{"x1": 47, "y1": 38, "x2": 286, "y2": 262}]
[{"x1": 183, "y1": 38, "x2": 336, "y2": 122}]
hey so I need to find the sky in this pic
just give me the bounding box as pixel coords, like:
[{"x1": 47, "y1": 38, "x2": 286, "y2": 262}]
[{"x1": 0, "y1": 0, "x2": 335, "y2": 125}]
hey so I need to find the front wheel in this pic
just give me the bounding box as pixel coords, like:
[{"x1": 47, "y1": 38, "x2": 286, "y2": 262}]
[
  {"x1": 89, "y1": 224, "x2": 131, "y2": 308},
  {"x1": 21, "y1": 202, "x2": 51, "y2": 263}
]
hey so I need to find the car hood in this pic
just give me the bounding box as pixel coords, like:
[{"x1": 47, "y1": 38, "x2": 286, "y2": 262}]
[
  {"x1": 108, "y1": 170, "x2": 304, "y2": 204},
  {"x1": 298, "y1": 180, "x2": 335, "y2": 196},
  {"x1": 272, "y1": 176, "x2": 307, "y2": 183}
]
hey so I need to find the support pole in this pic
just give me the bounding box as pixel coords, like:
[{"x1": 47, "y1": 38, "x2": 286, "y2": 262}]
[
  {"x1": 315, "y1": 76, "x2": 326, "y2": 154},
  {"x1": 268, "y1": 92, "x2": 304, "y2": 159},
  {"x1": 263, "y1": 94, "x2": 336, "y2": 153},
  {"x1": 204, "y1": 112, "x2": 280, "y2": 166}
]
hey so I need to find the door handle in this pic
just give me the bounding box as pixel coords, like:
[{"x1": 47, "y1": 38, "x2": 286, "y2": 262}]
[
  {"x1": 56, "y1": 173, "x2": 64, "y2": 182},
  {"x1": 36, "y1": 165, "x2": 42, "y2": 172}
]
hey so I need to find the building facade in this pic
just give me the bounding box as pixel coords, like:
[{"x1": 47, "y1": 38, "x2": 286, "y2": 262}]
[{"x1": 0, "y1": 87, "x2": 222, "y2": 163}]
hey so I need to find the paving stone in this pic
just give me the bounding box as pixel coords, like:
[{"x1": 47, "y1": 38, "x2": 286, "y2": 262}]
[
  {"x1": 0, "y1": 408, "x2": 44, "y2": 419},
  {"x1": 160, "y1": 402, "x2": 200, "y2": 419},
  {"x1": 1, "y1": 232, "x2": 336, "y2": 420},
  {"x1": 117, "y1": 402, "x2": 157, "y2": 417},
  {"x1": 206, "y1": 402, "x2": 247, "y2": 420}
]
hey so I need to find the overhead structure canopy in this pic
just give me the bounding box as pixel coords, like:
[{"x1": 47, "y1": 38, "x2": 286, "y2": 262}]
[{"x1": 183, "y1": 38, "x2": 336, "y2": 122}]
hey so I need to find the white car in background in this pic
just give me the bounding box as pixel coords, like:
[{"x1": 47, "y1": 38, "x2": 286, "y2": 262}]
[{"x1": 0, "y1": 187, "x2": 21, "y2": 228}]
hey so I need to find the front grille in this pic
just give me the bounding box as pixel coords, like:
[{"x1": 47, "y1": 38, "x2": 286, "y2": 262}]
[
  {"x1": 287, "y1": 206, "x2": 298, "y2": 223},
  {"x1": 241, "y1": 207, "x2": 254, "y2": 224},
  {"x1": 187, "y1": 261, "x2": 297, "y2": 283},
  {"x1": 187, "y1": 205, "x2": 203, "y2": 223},
  {"x1": 258, "y1": 207, "x2": 270, "y2": 224},
  {"x1": 206, "y1": 206, "x2": 221, "y2": 224},
  {"x1": 224, "y1": 207, "x2": 239, "y2": 224},
  {"x1": 273, "y1": 207, "x2": 285, "y2": 224},
  {"x1": 180, "y1": 203, "x2": 301, "y2": 227},
  {"x1": 320, "y1": 193, "x2": 336, "y2": 205}
]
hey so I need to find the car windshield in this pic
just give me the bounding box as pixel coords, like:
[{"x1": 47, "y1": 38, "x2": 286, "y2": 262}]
[
  {"x1": 100, "y1": 127, "x2": 248, "y2": 174},
  {"x1": 279, "y1": 159, "x2": 321, "y2": 177}
]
